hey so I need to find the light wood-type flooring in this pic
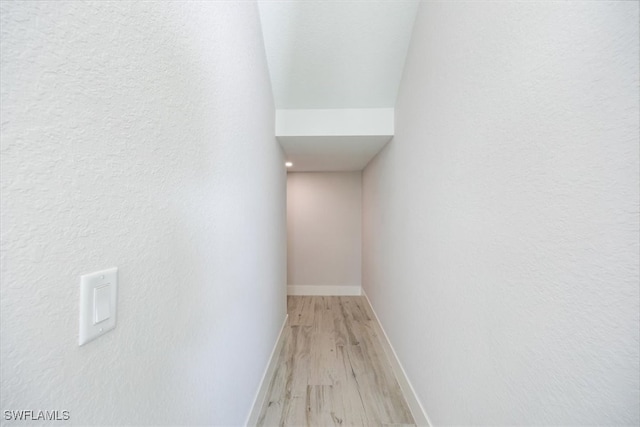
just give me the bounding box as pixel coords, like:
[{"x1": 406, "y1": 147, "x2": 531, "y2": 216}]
[{"x1": 257, "y1": 296, "x2": 415, "y2": 427}]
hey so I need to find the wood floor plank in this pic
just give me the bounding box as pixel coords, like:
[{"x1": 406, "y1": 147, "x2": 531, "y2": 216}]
[
  {"x1": 282, "y1": 396, "x2": 306, "y2": 427},
  {"x1": 306, "y1": 385, "x2": 344, "y2": 427},
  {"x1": 256, "y1": 326, "x2": 290, "y2": 426},
  {"x1": 289, "y1": 296, "x2": 315, "y2": 326},
  {"x1": 287, "y1": 295, "x2": 298, "y2": 314},
  {"x1": 330, "y1": 297, "x2": 349, "y2": 347},
  {"x1": 334, "y1": 345, "x2": 369, "y2": 426},
  {"x1": 339, "y1": 299, "x2": 361, "y2": 346},
  {"x1": 340, "y1": 296, "x2": 371, "y2": 322},
  {"x1": 287, "y1": 296, "x2": 300, "y2": 324},
  {"x1": 281, "y1": 326, "x2": 311, "y2": 426},
  {"x1": 286, "y1": 326, "x2": 311, "y2": 399},
  {"x1": 257, "y1": 296, "x2": 415, "y2": 427},
  {"x1": 314, "y1": 296, "x2": 334, "y2": 333},
  {"x1": 308, "y1": 331, "x2": 337, "y2": 386},
  {"x1": 349, "y1": 321, "x2": 414, "y2": 424},
  {"x1": 345, "y1": 341, "x2": 389, "y2": 424}
]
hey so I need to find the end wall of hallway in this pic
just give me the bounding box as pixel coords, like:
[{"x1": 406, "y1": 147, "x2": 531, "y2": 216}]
[{"x1": 287, "y1": 172, "x2": 362, "y2": 296}]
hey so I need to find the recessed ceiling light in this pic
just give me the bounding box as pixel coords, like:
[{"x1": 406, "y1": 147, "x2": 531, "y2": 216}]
[{"x1": 285, "y1": 162, "x2": 293, "y2": 167}]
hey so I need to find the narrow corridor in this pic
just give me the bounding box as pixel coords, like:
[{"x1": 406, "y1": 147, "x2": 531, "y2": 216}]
[
  {"x1": 257, "y1": 296, "x2": 415, "y2": 426},
  {"x1": 2, "y1": 2, "x2": 637, "y2": 425}
]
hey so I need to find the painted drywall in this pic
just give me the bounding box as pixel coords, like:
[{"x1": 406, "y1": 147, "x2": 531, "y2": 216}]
[
  {"x1": 278, "y1": 135, "x2": 392, "y2": 172},
  {"x1": 276, "y1": 108, "x2": 394, "y2": 172},
  {"x1": 1, "y1": 2, "x2": 286, "y2": 425},
  {"x1": 258, "y1": 0, "x2": 419, "y2": 108},
  {"x1": 287, "y1": 173, "x2": 362, "y2": 293},
  {"x1": 276, "y1": 109, "x2": 394, "y2": 137},
  {"x1": 363, "y1": 2, "x2": 639, "y2": 425},
  {"x1": 276, "y1": 109, "x2": 394, "y2": 172}
]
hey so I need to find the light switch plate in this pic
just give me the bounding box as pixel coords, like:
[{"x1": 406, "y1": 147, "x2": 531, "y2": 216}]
[{"x1": 79, "y1": 267, "x2": 118, "y2": 345}]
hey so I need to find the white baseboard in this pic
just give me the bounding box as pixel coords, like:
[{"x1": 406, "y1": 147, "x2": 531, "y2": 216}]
[
  {"x1": 362, "y1": 290, "x2": 432, "y2": 427},
  {"x1": 245, "y1": 314, "x2": 288, "y2": 427},
  {"x1": 287, "y1": 285, "x2": 362, "y2": 296}
]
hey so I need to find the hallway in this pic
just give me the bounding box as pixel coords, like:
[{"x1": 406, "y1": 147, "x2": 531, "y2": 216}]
[
  {"x1": 257, "y1": 296, "x2": 414, "y2": 426},
  {"x1": 1, "y1": 1, "x2": 638, "y2": 425}
]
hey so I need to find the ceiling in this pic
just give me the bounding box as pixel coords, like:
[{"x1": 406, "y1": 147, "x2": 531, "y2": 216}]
[
  {"x1": 258, "y1": 0, "x2": 419, "y2": 171},
  {"x1": 258, "y1": 0, "x2": 419, "y2": 110}
]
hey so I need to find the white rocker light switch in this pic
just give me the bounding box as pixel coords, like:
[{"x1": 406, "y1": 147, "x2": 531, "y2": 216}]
[
  {"x1": 93, "y1": 285, "x2": 111, "y2": 324},
  {"x1": 79, "y1": 267, "x2": 118, "y2": 345}
]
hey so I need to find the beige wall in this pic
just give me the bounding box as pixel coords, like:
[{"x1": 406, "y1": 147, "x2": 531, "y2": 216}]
[{"x1": 287, "y1": 172, "x2": 362, "y2": 293}]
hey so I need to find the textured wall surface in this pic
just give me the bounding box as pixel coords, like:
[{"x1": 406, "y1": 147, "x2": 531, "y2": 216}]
[
  {"x1": 287, "y1": 172, "x2": 361, "y2": 289},
  {"x1": 363, "y1": 2, "x2": 639, "y2": 425},
  {"x1": 1, "y1": 2, "x2": 286, "y2": 425}
]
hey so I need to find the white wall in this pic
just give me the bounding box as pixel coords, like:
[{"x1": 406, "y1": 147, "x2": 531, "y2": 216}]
[
  {"x1": 0, "y1": 2, "x2": 286, "y2": 425},
  {"x1": 287, "y1": 173, "x2": 361, "y2": 294},
  {"x1": 276, "y1": 109, "x2": 394, "y2": 137},
  {"x1": 363, "y1": 2, "x2": 639, "y2": 426}
]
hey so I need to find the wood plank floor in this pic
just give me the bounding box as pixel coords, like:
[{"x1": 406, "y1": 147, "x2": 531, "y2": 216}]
[{"x1": 257, "y1": 296, "x2": 415, "y2": 427}]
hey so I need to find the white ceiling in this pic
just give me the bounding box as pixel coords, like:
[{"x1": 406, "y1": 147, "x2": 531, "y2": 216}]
[
  {"x1": 258, "y1": 0, "x2": 419, "y2": 171},
  {"x1": 258, "y1": 0, "x2": 420, "y2": 109}
]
